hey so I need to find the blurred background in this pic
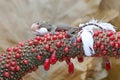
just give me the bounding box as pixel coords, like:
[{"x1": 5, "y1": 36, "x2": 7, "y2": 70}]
[{"x1": 0, "y1": 0, "x2": 120, "y2": 80}]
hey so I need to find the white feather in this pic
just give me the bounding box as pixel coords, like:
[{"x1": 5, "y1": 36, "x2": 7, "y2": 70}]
[
  {"x1": 98, "y1": 22, "x2": 116, "y2": 32},
  {"x1": 80, "y1": 29, "x2": 95, "y2": 56},
  {"x1": 79, "y1": 19, "x2": 116, "y2": 32}
]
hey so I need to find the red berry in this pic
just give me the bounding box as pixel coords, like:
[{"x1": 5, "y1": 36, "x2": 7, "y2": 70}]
[
  {"x1": 96, "y1": 41, "x2": 101, "y2": 47},
  {"x1": 64, "y1": 47, "x2": 69, "y2": 53},
  {"x1": 43, "y1": 40, "x2": 47, "y2": 44},
  {"x1": 13, "y1": 47, "x2": 19, "y2": 52},
  {"x1": 100, "y1": 44, "x2": 105, "y2": 50},
  {"x1": 62, "y1": 31, "x2": 66, "y2": 35},
  {"x1": 33, "y1": 65, "x2": 38, "y2": 71},
  {"x1": 109, "y1": 35, "x2": 115, "y2": 41},
  {"x1": 50, "y1": 48, "x2": 54, "y2": 53},
  {"x1": 56, "y1": 41, "x2": 61, "y2": 48},
  {"x1": 18, "y1": 42, "x2": 25, "y2": 47},
  {"x1": 58, "y1": 34, "x2": 63, "y2": 39},
  {"x1": 102, "y1": 50, "x2": 107, "y2": 55},
  {"x1": 68, "y1": 62, "x2": 74, "y2": 74},
  {"x1": 106, "y1": 30, "x2": 113, "y2": 37},
  {"x1": 6, "y1": 48, "x2": 12, "y2": 52},
  {"x1": 44, "y1": 59, "x2": 50, "y2": 71},
  {"x1": 99, "y1": 34, "x2": 103, "y2": 38},
  {"x1": 76, "y1": 37, "x2": 81, "y2": 43},
  {"x1": 65, "y1": 34, "x2": 70, "y2": 38},
  {"x1": 23, "y1": 60, "x2": 28, "y2": 65},
  {"x1": 46, "y1": 35, "x2": 51, "y2": 41},
  {"x1": 5, "y1": 63, "x2": 10, "y2": 68},
  {"x1": 17, "y1": 49, "x2": 22, "y2": 54},
  {"x1": 110, "y1": 41, "x2": 115, "y2": 47},
  {"x1": 8, "y1": 52, "x2": 12, "y2": 55},
  {"x1": 35, "y1": 36, "x2": 41, "y2": 41},
  {"x1": 11, "y1": 61, "x2": 16, "y2": 66},
  {"x1": 77, "y1": 56, "x2": 83, "y2": 62},
  {"x1": 10, "y1": 66, "x2": 15, "y2": 71},
  {"x1": 15, "y1": 65, "x2": 21, "y2": 71},
  {"x1": 93, "y1": 45, "x2": 97, "y2": 50},
  {"x1": 118, "y1": 41, "x2": 120, "y2": 46},
  {"x1": 4, "y1": 71, "x2": 10, "y2": 78},
  {"x1": 52, "y1": 35, "x2": 57, "y2": 40},
  {"x1": 98, "y1": 30, "x2": 103, "y2": 34},
  {"x1": 28, "y1": 41, "x2": 33, "y2": 46},
  {"x1": 7, "y1": 55, "x2": 12, "y2": 59},
  {"x1": 105, "y1": 60, "x2": 111, "y2": 70},
  {"x1": 44, "y1": 44, "x2": 50, "y2": 51},
  {"x1": 41, "y1": 37, "x2": 45, "y2": 41},
  {"x1": 31, "y1": 48, "x2": 36, "y2": 53},
  {"x1": 45, "y1": 33, "x2": 51, "y2": 37},
  {"x1": 6, "y1": 59, "x2": 10, "y2": 63},
  {"x1": 55, "y1": 32, "x2": 60, "y2": 36},
  {"x1": 94, "y1": 31, "x2": 99, "y2": 36},
  {"x1": 16, "y1": 53, "x2": 21, "y2": 58},
  {"x1": 50, "y1": 52, "x2": 57, "y2": 64},
  {"x1": 36, "y1": 55, "x2": 42, "y2": 61},
  {"x1": 115, "y1": 43, "x2": 119, "y2": 49},
  {"x1": 117, "y1": 33, "x2": 120, "y2": 39},
  {"x1": 33, "y1": 39, "x2": 39, "y2": 45}
]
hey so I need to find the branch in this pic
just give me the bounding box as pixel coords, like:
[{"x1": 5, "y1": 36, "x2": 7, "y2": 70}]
[{"x1": 0, "y1": 29, "x2": 120, "y2": 80}]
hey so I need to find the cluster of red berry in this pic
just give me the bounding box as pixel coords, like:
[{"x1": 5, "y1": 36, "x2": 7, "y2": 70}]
[{"x1": 0, "y1": 30, "x2": 119, "y2": 80}]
